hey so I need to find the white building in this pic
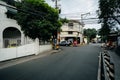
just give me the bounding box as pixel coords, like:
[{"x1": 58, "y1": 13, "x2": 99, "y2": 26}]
[
  {"x1": 60, "y1": 20, "x2": 84, "y2": 44},
  {"x1": 0, "y1": 1, "x2": 21, "y2": 48},
  {"x1": 0, "y1": 1, "x2": 33, "y2": 48},
  {"x1": 0, "y1": 1, "x2": 52, "y2": 61}
]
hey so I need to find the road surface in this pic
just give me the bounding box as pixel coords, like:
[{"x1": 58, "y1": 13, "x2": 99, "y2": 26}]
[{"x1": 0, "y1": 44, "x2": 101, "y2": 80}]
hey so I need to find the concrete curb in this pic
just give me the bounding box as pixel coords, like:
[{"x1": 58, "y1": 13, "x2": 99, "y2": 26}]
[{"x1": 97, "y1": 52, "x2": 102, "y2": 80}]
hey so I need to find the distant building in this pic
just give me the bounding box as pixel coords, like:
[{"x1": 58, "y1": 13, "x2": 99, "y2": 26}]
[{"x1": 60, "y1": 20, "x2": 84, "y2": 44}]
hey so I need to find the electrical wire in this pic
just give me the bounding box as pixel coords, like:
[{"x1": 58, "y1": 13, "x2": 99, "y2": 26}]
[
  {"x1": 0, "y1": 2, "x2": 45, "y2": 19},
  {"x1": 0, "y1": 2, "x2": 120, "y2": 24}
]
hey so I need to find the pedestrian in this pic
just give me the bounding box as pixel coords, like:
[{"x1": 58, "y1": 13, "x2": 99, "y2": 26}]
[{"x1": 73, "y1": 40, "x2": 77, "y2": 47}]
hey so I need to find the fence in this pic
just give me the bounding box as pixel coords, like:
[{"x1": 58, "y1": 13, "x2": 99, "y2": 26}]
[
  {"x1": 98, "y1": 50, "x2": 115, "y2": 80},
  {"x1": 0, "y1": 42, "x2": 52, "y2": 61}
]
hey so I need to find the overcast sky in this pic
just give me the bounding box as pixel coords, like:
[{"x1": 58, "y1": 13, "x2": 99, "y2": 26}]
[{"x1": 45, "y1": 0, "x2": 101, "y2": 30}]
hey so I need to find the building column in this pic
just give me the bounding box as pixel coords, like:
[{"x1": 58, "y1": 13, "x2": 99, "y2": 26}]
[{"x1": 21, "y1": 31, "x2": 26, "y2": 45}]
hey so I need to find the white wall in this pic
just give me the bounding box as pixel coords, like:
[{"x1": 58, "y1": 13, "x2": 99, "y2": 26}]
[
  {"x1": 0, "y1": 1, "x2": 52, "y2": 62},
  {"x1": 0, "y1": 42, "x2": 52, "y2": 61},
  {"x1": 79, "y1": 34, "x2": 83, "y2": 43},
  {"x1": 0, "y1": 1, "x2": 34, "y2": 48},
  {"x1": 0, "y1": 1, "x2": 24, "y2": 48},
  {"x1": 0, "y1": 48, "x2": 17, "y2": 61},
  {"x1": 39, "y1": 45, "x2": 52, "y2": 54}
]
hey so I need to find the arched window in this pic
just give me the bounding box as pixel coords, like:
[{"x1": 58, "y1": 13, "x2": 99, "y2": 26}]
[{"x1": 3, "y1": 27, "x2": 21, "y2": 48}]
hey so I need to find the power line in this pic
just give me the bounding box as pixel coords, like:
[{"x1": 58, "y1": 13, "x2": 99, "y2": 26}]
[
  {"x1": 62, "y1": 17, "x2": 99, "y2": 20},
  {"x1": 1, "y1": 2, "x2": 119, "y2": 25},
  {"x1": 0, "y1": 2, "x2": 99, "y2": 21},
  {"x1": 60, "y1": 11, "x2": 97, "y2": 15},
  {"x1": 0, "y1": 2, "x2": 45, "y2": 19}
]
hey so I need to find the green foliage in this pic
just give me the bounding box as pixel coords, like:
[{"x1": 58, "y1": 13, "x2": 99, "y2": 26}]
[
  {"x1": 98, "y1": 0, "x2": 120, "y2": 41},
  {"x1": 99, "y1": 0, "x2": 120, "y2": 23},
  {"x1": 6, "y1": 9, "x2": 17, "y2": 19},
  {"x1": 98, "y1": 23, "x2": 110, "y2": 36},
  {"x1": 84, "y1": 28, "x2": 97, "y2": 41},
  {"x1": 2, "y1": 0, "x2": 17, "y2": 18},
  {"x1": 1, "y1": 0, "x2": 15, "y2": 6},
  {"x1": 14, "y1": 0, "x2": 62, "y2": 41},
  {"x1": 59, "y1": 18, "x2": 69, "y2": 24}
]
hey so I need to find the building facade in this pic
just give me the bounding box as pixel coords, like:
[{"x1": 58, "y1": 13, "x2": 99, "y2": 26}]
[
  {"x1": 60, "y1": 20, "x2": 83, "y2": 44},
  {"x1": 0, "y1": 1, "x2": 53, "y2": 61},
  {"x1": 0, "y1": 1, "x2": 33, "y2": 48}
]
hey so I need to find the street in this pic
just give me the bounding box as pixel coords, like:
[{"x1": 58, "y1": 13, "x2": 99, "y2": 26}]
[{"x1": 0, "y1": 44, "x2": 101, "y2": 80}]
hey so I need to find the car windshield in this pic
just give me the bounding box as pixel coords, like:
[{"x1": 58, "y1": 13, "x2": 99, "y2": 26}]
[{"x1": 61, "y1": 41, "x2": 66, "y2": 43}]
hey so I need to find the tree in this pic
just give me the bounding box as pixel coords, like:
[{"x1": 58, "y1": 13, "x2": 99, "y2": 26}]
[
  {"x1": 84, "y1": 28, "x2": 97, "y2": 42},
  {"x1": 12, "y1": 0, "x2": 62, "y2": 41},
  {"x1": 1, "y1": 0, "x2": 15, "y2": 6},
  {"x1": 99, "y1": 0, "x2": 120, "y2": 25},
  {"x1": 98, "y1": 0, "x2": 120, "y2": 41}
]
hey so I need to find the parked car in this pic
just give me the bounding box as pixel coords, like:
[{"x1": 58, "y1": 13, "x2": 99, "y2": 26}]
[{"x1": 59, "y1": 41, "x2": 71, "y2": 46}]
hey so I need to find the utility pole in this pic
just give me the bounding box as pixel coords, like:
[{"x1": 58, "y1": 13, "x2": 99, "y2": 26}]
[
  {"x1": 81, "y1": 12, "x2": 90, "y2": 27},
  {"x1": 55, "y1": 0, "x2": 58, "y2": 9},
  {"x1": 51, "y1": 0, "x2": 61, "y2": 49},
  {"x1": 81, "y1": 12, "x2": 90, "y2": 44},
  {"x1": 52, "y1": 0, "x2": 61, "y2": 13},
  {"x1": 52, "y1": 0, "x2": 58, "y2": 8}
]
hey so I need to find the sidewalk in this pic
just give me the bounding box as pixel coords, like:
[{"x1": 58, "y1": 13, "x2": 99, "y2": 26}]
[
  {"x1": 108, "y1": 50, "x2": 120, "y2": 80},
  {"x1": 0, "y1": 49, "x2": 61, "y2": 69}
]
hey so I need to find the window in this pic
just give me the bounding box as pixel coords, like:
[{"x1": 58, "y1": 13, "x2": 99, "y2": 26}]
[
  {"x1": 68, "y1": 23, "x2": 73, "y2": 29},
  {"x1": 68, "y1": 31, "x2": 73, "y2": 34}
]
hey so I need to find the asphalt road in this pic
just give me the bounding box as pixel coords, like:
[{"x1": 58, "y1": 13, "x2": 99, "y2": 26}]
[{"x1": 0, "y1": 44, "x2": 101, "y2": 80}]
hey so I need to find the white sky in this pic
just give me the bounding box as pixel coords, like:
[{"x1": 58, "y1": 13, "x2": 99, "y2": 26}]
[{"x1": 45, "y1": 0, "x2": 101, "y2": 30}]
